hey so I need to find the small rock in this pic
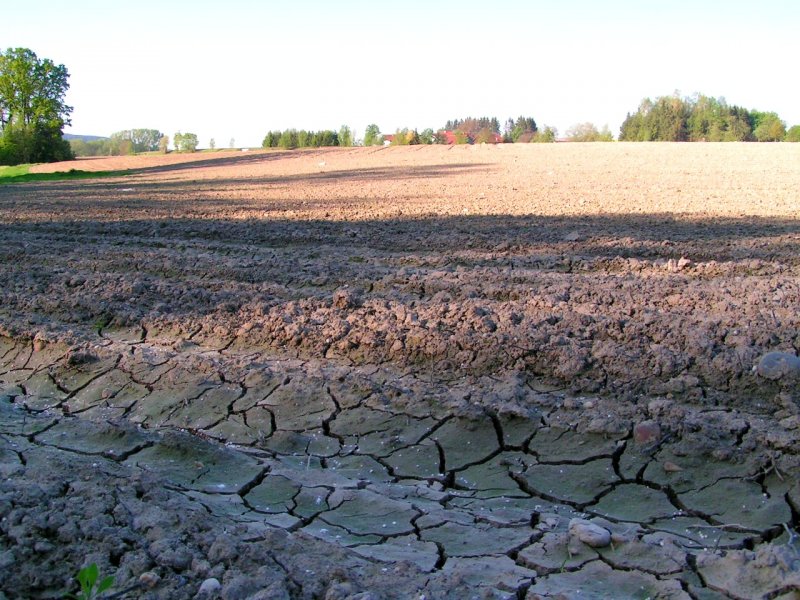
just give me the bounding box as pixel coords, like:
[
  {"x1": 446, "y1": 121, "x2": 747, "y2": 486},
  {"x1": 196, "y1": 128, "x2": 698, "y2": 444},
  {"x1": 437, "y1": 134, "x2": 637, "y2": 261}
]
[
  {"x1": 568, "y1": 518, "x2": 611, "y2": 548},
  {"x1": 564, "y1": 231, "x2": 582, "y2": 242},
  {"x1": 198, "y1": 578, "x2": 221, "y2": 595},
  {"x1": 677, "y1": 257, "x2": 692, "y2": 270},
  {"x1": 139, "y1": 571, "x2": 160, "y2": 588},
  {"x1": 633, "y1": 420, "x2": 661, "y2": 444},
  {"x1": 756, "y1": 352, "x2": 800, "y2": 381},
  {"x1": 663, "y1": 461, "x2": 683, "y2": 472}
]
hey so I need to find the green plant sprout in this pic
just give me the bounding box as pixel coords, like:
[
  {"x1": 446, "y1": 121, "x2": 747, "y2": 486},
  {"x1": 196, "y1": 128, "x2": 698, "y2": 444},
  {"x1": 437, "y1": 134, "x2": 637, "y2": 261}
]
[{"x1": 66, "y1": 563, "x2": 114, "y2": 600}]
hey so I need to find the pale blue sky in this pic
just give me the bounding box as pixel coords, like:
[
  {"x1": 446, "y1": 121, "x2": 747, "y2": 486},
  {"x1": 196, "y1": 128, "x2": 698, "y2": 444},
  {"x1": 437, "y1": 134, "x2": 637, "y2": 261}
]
[{"x1": 4, "y1": 1, "x2": 799, "y2": 146}]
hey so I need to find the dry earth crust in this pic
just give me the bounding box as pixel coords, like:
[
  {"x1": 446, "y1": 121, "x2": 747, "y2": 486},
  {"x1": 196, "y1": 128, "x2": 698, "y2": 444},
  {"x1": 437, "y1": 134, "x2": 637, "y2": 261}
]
[{"x1": 2, "y1": 143, "x2": 800, "y2": 599}]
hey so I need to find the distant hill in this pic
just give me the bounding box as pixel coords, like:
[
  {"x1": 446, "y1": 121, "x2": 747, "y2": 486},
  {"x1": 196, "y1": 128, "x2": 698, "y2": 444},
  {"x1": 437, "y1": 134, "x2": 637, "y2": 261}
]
[{"x1": 63, "y1": 133, "x2": 108, "y2": 142}]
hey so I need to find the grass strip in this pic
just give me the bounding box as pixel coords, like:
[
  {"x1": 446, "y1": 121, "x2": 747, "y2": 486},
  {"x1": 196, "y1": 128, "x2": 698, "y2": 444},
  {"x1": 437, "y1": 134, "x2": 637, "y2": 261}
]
[{"x1": 0, "y1": 166, "x2": 130, "y2": 184}]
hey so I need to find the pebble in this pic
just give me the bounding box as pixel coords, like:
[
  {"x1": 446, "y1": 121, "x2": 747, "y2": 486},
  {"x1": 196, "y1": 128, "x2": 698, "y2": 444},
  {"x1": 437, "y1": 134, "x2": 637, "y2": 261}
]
[
  {"x1": 756, "y1": 352, "x2": 800, "y2": 381},
  {"x1": 633, "y1": 420, "x2": 661, "y2": 444},
  {"x1": 139, "y1": 571, "x2": 160, "y2": 588},
  {"x1": 569, "y1": 518, "x2": 611, "y2": 548},
  {"x1": 198, "y1": 578, "x2": 221, "y2": 595}
]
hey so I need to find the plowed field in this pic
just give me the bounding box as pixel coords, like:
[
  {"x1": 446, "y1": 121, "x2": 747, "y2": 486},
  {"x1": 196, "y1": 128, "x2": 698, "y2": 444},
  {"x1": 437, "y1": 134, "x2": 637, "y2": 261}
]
[{"x1": 3, "y1": 143, "x2": 800, "y2": 599}]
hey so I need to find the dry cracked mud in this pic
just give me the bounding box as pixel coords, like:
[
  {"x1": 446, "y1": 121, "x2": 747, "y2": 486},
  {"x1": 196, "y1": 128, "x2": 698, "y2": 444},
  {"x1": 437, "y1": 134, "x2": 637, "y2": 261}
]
[{"x1": 2, "y1": 143, "x2": 800, "y2": 599}]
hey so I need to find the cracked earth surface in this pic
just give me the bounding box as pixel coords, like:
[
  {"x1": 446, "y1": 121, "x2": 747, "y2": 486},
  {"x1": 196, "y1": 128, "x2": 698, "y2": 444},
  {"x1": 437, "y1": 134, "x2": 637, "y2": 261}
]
[{"x1": 2, "y1": 143, "x2": 800, "y2": 599}]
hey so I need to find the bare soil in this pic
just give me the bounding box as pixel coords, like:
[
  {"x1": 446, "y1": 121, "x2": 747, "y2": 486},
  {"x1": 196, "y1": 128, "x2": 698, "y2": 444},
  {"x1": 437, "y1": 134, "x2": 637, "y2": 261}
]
[{"x1": 2, "y1": 143, "x2": 800, "y2": 599}]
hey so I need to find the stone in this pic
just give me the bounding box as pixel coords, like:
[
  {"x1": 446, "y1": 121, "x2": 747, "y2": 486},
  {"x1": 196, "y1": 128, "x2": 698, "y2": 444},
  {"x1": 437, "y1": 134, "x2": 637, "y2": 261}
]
[
  {"x1": 198, "y1": 577, "x2": 221, "y2": 595},
  {"x1": 138, "y1": 571, "x2": 160, "y2": 588},
  {"x1": 633, "y1": 420, "x2": 661, "y2": 444},
  {"x1": 568, "y1": 518, "x2": 611, "y2": 548},
  {"x1": 756, "y1": 352, "x2": 800, "y2": 381}
]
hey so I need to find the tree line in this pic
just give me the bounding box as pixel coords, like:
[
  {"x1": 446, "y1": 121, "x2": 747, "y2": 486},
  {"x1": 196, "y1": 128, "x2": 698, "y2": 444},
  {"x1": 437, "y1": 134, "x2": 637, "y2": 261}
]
[
  {"x1": 262, "y1": 126, "x2": 354, "y2": 149},
  {"x1": 353, "y1": 117, "x2": 558, "y2": 146},
  {"x1": 70, "y1": 129, "x2": 169, "y2": 156},
  {"x1": 620, "y1": 93, "x2": 798, "y2": 142}
]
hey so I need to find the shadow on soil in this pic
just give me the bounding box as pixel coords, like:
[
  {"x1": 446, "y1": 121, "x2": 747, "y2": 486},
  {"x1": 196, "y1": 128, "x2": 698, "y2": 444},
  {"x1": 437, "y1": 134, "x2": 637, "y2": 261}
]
[
  {"x1": 1, "y1": 155, "x2": 799, "y2": 263},
  {"x1": 0, "y1": 163, "x2": 494, "y2": 197},
  {"x1": 3, "y1": 213, "x2": 800, "y2": 264}
]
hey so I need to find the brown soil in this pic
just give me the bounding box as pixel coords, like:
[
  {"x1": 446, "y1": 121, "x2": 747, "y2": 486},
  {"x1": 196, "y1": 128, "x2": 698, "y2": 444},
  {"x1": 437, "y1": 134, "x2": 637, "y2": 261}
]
[{"x1": 2, "y1": 143, "x2": 800, "y2": 599}]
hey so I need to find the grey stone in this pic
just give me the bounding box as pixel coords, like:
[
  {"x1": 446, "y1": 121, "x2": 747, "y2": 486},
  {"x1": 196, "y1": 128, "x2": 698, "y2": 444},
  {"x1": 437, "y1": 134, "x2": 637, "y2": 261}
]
[
  {"x1": 568, "y1": 518, "x2": 611, "y2": 548},
  {"x1": 197, "y1": 577, "x2": 221, "y2": 594},
  {"x1": 757, "y1": 351, "x2": 800, "y2": 380}
]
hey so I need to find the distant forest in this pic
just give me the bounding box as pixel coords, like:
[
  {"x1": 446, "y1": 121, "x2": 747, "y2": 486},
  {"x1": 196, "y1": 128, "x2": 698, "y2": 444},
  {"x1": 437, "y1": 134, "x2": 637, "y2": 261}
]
[{"x1": 621, "y1": 93, "x2": 799, "y2": 142}]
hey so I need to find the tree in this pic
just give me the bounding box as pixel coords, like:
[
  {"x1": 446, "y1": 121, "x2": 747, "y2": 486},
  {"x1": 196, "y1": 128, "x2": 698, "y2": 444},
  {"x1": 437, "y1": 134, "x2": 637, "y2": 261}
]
[
  {"x1": 532, "y1": 126, "x2": 558, "y2": 143},
  {"x1": 174, "y1": 132, "x2": 198, "y2": 152},
  {"x1": 391, "y1": 128, "x2": 420, "y2": 145},
  {"x1": 509, "y1": 116, "x2": 537, "y2": 142},
  {"x1": 474, "y1": 127, "x2": 496, "y2": 144},
  {"x1": 278, "y1": 129, "x2": 298, "y2": 149},
  {"x1": 566, "y1": 122, "x2": 613, "y2": 142},
  {"x1": 419, "y1": 128, "x2": 435, "y2": 144},
  {"x1": 338, "y1": 125, "x2": 353, "y2": 147},
  {"x1": 445, "y1": 117, "x2": 500, "y2": 136},
  {"x1": 453, "y1": 130, "x2": 470, "y2": 144},
  {"x1": 130, "y1": 129, "x2": 162, "y2": 152},
  {"x1": 109, "y1": 129, "x2": 163, "y2": 154},
  {"x1": 753, "y1": 112, "x2": 785, "y2": 142},
  {"x1": 0, "y1": 47, "x2": 73, "y2": 165},
  {"x1": 786, "y1": 125, "x2": 800, "y2": 142},
  {"x1": 315, "y1": 130, "x2": 338, "y2": 147},
  {"x1": 262, "y1": 131, "x2": 281, "y2": 148},
  {"x1": 363, "y1": 123, "x2": 382, "y2": 146},
  {"x1": 209, "y1": 138, "x2": 216, "y2": 150},
  {"x1": 158, "y1": 135, "x2": 169, "y2": 153}
]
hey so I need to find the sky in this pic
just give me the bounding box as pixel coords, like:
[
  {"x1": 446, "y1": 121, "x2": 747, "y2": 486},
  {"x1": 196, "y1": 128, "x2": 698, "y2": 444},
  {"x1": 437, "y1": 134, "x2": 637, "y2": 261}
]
[{"x1": 4, "y1": 0, "x2": 800, "y2": 147}]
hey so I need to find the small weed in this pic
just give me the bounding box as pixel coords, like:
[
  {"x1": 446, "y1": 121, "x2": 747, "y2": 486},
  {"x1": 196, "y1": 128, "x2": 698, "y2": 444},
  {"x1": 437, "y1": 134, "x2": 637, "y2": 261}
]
[
  {"x1": 66, "y1": 563, "x2": 114, "y2": 599},
  {"x1": 93, "y1": 313, "x2": 113, "y2": 334}
]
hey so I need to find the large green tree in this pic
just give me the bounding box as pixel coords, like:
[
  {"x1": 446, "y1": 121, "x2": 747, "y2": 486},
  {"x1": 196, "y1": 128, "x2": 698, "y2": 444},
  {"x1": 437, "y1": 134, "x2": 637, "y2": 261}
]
[
  {"x1": 173, "y1": 132, "x2": 198, "y2": 152},
  {"x1": 0, "y1": 48, "x2": 73, "y2": 164},
  {"x1": 338, "y1": 125, "x2": 353, "y2": 147}
]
